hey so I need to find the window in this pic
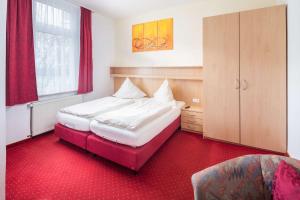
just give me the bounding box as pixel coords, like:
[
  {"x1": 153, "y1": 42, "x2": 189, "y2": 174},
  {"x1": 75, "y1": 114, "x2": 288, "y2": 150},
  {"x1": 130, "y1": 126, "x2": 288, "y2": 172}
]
[{"x1": 32, "y1": 0, "x2": 80, "y2": 97}]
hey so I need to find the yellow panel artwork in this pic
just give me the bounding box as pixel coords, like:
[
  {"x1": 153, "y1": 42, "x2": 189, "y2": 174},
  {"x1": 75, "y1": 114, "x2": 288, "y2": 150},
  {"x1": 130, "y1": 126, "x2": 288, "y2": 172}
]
[
  {"x1": 143, "y1": 21, "x2": 158, "y2": 50},
  {"x1": 158, "y1": 18, "x2": 173, "y2": 50},
  {"x1": 132, "y1": 24, "x2": 144, "y2": 52},
  {"x1": 132, "y1": 18, "x2": 173, "y2": 52}
]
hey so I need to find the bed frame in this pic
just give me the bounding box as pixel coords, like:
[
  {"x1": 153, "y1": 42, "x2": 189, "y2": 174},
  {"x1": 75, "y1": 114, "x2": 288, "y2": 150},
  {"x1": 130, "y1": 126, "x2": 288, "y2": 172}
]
[
  {"x1": 55, "y1": 66, "x2": 202, "y2": 171},
  {"x1": 55, "y1": 117, "x2": 180, "y2": 171},
  {"x1": 110, "y1": 66, "x2": 203, "y2": 107},
  {"x1": 55, "y1": 124, "x2": 92, "y2": 149}
]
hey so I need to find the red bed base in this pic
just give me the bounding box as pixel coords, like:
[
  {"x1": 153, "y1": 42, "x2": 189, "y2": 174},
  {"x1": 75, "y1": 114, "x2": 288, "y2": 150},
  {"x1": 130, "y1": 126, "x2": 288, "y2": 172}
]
[
  {"x1": 55, "y1": 117, "x2": 180, "y2": 171},
  {"x1": 55, "y1": 124, "x2": 91, "y2": 149},
  {"x1": 87, "y1": 117, "x2": 181, "y2": 171}
]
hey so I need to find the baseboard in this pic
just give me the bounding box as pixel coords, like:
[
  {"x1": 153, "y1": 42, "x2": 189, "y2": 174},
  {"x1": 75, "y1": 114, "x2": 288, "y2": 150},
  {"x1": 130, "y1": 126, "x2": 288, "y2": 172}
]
[{"x1": 6, "y1": 131, "x2": 53, "y2": 149}]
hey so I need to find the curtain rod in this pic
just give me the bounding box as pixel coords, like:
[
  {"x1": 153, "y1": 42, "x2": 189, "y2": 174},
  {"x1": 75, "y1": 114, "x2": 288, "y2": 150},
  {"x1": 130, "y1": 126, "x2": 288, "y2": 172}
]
[{"x1": 65, "y1": 0, "x2": 97, "y2": 13}]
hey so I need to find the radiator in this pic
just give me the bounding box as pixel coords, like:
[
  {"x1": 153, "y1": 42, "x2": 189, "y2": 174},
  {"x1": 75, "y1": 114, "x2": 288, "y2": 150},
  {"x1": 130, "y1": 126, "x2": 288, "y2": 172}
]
[{"x1": 29, "y1": 95, "x2": 83, "y2": 136}]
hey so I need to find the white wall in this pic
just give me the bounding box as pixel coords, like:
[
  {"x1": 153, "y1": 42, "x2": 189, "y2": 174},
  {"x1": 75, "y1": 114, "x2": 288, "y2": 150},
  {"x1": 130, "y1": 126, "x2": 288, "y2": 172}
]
[
  {"x1": 0, "y1": 0, "x2": 7, "y2": 198},
  {"x1": 114, "y1": 0, "x2": 278, "y2": 67},
  {"x1": 6, "y1": 12, "x2": 115, "y2": 145},
  {"x1": 6, "y1": 105, "x2": 31, "y2": 145},
  {"x1": 286, "y1": 0, "x2": 300, "y2": 159}
]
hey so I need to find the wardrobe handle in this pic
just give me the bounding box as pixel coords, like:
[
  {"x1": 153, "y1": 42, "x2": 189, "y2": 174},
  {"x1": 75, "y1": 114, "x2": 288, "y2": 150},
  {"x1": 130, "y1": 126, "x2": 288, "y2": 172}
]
[
  {"x1": 235, "y1": 79, "x2": 240, "y2": 90},
  {"x1": 242, "y1": 80, "x2": 249, "y2": 91}
]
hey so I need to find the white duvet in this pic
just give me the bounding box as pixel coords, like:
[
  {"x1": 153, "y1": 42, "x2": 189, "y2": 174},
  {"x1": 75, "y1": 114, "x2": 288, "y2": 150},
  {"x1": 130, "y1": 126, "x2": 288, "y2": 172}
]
[
  {"x1": 60, "y1": 96, "x2": 134, "y2": 118},
  {"x1": 94, "y1": 99, "x2": 174, "y2": 130}
]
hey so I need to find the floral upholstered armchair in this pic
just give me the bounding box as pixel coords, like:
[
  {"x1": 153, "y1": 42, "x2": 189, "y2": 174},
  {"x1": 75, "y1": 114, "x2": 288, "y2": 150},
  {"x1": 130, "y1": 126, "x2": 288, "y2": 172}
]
[{"x1": 191, "y1": 155, "x2": 300, "y2": 200}]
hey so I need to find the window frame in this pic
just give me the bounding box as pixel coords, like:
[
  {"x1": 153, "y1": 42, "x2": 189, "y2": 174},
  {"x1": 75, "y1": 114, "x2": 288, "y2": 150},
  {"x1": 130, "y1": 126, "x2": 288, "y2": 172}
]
[{"x1": 32, "y1": 0, "x2": 80, "y2": 99}]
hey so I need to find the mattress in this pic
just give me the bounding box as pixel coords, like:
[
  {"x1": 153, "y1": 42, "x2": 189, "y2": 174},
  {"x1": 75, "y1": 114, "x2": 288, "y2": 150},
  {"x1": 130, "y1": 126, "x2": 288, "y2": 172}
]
[
  {"x1": 90, "y1": 101, "x2": 185, "y2": 147},
  {"x1": 57, "y1": 97, "x2": 149, "y2": 132},
  {"x1": 57, "y1": 112, "x2": 91, "y2": 132}
]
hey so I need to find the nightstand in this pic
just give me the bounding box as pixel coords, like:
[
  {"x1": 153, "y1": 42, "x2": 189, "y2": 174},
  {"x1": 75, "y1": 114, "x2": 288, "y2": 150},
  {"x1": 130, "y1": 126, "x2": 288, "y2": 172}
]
[{"x1": 181, "y1": 106, "x2": 203, "y2": 133}]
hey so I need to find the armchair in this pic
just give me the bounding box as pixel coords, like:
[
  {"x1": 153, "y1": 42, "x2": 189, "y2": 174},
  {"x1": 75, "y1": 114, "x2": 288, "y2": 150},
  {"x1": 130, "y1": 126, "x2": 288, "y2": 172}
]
[{"x1": 191, "y1": 155, "x2": 300, "y2": 200}]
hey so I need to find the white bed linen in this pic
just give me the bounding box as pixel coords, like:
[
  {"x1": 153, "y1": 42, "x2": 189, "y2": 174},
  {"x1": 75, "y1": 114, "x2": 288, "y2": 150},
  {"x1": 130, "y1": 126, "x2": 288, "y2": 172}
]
[
  {"x1": 90, "y1": 101, "x2": 185, "y2": 147},
  {"x1": 57, "y1": 97, "x2": 148, "y2": 131},
  {"x1": 60, "y1": 96, "x2": 134, "y2": 118},
  {"x1": 57, "y1": 112, "x2": 91, "y2": 132},
  {"x1": 94, "y1": 98, "x2": 174, "y2": 130}
]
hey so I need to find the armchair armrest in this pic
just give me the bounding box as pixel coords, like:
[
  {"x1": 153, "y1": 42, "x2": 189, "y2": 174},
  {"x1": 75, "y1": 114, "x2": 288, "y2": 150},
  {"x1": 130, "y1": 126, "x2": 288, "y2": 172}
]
[{"x1": 191, "y1": 155, "x2": 265, "y2": 200}]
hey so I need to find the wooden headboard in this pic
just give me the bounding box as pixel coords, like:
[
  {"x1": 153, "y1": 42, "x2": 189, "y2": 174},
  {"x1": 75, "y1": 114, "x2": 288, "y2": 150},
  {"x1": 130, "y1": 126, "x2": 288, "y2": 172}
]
[{"x1": 110, "y1": 67, "x2": 203, "y2": 107}]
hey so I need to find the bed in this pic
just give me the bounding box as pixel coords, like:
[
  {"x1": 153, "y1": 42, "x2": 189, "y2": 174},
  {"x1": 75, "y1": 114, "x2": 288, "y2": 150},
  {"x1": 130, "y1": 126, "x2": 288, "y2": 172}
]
[
  {"x1": 55, "y1": 77, "x2": 188, "y2": 171},
  {"x1": 87, "y1": 117, "x2": 181, "y2": 171},
  {"x1": 87, "y1": 99, "x2": 184, "y2": 170},
  {"x1": 89, "y1": 100, "x2": 184, "y2": 147},
  {"x1": 56, "y1": 99, "x2": 184, "y2": 171},
  {"x1": 57, "y1": 96, "x2": 135, "y2": 132}
]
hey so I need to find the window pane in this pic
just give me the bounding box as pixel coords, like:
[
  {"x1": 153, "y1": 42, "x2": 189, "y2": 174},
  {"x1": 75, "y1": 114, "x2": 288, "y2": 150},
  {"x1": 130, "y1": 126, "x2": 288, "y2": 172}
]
[{"x1": 33, "y1": 0, "x2": 80, "y2": 96}]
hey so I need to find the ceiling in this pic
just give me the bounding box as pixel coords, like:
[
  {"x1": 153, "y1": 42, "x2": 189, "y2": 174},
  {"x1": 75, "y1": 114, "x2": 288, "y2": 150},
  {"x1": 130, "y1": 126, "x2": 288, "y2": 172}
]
[{"x1": 73, "y1": 0, "x2": 198, "y2": 19}]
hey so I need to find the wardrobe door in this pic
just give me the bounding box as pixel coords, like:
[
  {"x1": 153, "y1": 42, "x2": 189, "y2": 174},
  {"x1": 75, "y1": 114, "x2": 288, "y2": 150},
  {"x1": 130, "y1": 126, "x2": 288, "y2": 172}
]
[
  {"x1": 203, "y1": 13, "x2": 240, "y2": 143},
  {"x1": 240, "y1": 6, "x2": 287, "y2": 152}
]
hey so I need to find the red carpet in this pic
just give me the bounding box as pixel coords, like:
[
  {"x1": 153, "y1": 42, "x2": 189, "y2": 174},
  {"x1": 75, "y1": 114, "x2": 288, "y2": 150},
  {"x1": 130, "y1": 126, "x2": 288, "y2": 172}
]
[{"x1": 6, "y1": 131, "x2": 280, "y2": 200}]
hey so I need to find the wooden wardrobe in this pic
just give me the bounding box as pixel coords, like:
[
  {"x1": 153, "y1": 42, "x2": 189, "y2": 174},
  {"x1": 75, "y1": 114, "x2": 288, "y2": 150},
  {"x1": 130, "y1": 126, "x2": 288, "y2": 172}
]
[{"x1": 203, "y1": 5, "x2": 287, "y2": 153}]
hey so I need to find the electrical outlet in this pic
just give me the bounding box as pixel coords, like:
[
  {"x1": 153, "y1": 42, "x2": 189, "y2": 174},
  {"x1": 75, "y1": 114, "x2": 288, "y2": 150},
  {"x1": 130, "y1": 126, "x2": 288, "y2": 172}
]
[{"x1": 192, "y1": 98, "x2": 200, "y2": 104}]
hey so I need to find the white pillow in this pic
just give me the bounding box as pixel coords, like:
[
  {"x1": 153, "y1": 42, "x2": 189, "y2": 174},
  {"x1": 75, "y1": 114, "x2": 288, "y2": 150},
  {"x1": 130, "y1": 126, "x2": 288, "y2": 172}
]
[
  {"x1": 113, "y1": 78, "x2": 146, "y2": 99},
  {"x1": 154, "y1": 80, "x2": 174, "y2": 103}
]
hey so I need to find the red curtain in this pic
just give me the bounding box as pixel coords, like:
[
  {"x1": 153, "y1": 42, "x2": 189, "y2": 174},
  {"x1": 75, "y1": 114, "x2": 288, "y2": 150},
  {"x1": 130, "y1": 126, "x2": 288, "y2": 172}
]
[
  {"x1": 6, "y1": 0, "x2": 38, "y2": 106},
  {"x1": 78, "y1": 7, "x2": 93, "y2": 94}
]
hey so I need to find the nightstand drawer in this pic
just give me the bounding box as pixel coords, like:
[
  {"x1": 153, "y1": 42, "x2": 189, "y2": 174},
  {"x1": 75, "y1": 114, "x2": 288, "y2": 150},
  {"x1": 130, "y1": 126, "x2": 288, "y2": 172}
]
[
  {"x1": 181, "y1": 110, "x2": 203, "y2": 119},
  {"x1": 181, "y1": 122, "x2": 203, "y2": 132},
  {"x1": 181, "y1": 115, "x2": 202, "y2": 125}
]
